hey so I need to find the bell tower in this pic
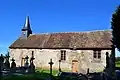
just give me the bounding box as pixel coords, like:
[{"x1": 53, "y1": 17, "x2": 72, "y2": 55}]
[{"x1": 21, "y1": 16, "x2": 32, "y2": 38}]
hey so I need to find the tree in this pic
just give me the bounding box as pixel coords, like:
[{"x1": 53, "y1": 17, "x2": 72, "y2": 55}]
[
  {"x1": 111, "y1": 5, "x2": 120, "y2": 51},
  {"x1": 116, "y1": 57, "x2": 120, "y2": 62}
]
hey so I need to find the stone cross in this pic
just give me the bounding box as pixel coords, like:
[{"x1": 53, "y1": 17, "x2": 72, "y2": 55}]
[
  {"x1": 5, "y1": 52, "x2": 10, "y2": 60},
  {"x1": 24, "y1": 55, "x2": 29, "y2": 68},
  {"x1": 4, "y1": 54, "x2": 10, "y2": 69},
  {"x1": 0, "y1": 54, "x2": 4, "y2": 78},
  {"x1": 87, "y1": 68, "x2": 89, "y2": 75},
  {"x1": 30, "y1": 53, "x2": 35, "y2": 65},
  {"x1": 29, "y1": 54, "x2": 35, "y2": 73},
  {"x1": 0, "y1": 54, "x2": 4, "y2": 64},
  {"x1": 0, "y1": 54, "x2": 4, "y2": 70},
  {"x1": 11, "y1": 58, "x2": 16, "y2": 68},
  {"x1": 48, "y1": 58, "x2": 54, "y2": 75},
  {"x1": 59, "y1": 60, "x2": 61, "y2": 72},
  {"x1": 10, "y1": 58, "x2": 16, "y2": 73}
]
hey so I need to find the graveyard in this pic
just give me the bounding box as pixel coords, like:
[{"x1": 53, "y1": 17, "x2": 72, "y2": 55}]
[
  {"x1": 0, "y1": 53, "x2": 78, "y2": 80},
  {"x1": 0, "y1": 51, "x2": 118, "y2": 80},
  {"x1": 0, "y1": 52, "x2": 73, "y2": 80},
  {"x1": 0, "y1": 53, "x2": 57, "y2": 80},
  {"x1": 0, "y1": 43, "x2": 118, "y2": 80}
]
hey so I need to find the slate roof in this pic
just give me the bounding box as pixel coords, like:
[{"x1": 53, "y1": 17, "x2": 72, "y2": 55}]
[{"x1": 9, "y1": 30, "x2": 112, "y2": 49}]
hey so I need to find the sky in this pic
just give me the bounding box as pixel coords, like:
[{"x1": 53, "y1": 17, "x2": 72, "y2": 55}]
[{"x1": 0, "y1": 0, "x2": 120, "y2": 56}]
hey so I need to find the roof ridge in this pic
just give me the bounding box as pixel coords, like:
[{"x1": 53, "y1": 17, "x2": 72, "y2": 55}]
[{"x1": 30, "y1": 29, "x2": 111, "y2": 35}]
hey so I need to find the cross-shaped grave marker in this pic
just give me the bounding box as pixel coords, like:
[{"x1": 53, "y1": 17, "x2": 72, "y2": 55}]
[
  {"x1": 59, "y1": 60, "x2": 61, "y2": 72},
  {"x1": 10, "y1": 58, "x2": 16, "y2": 73},
  {"x1": 30, "y1": 53, "x2": 35, "y2": 65},
  {"x1": 0, "y1": 54, "x2": 4, "y2": 78},
  {"x1": 24, "y1": 55, "x2": 29, "y2": 68},
  {"x1": 48, "y1": 58, "x2": 54, "y2": 75},
  {"x1": 4, "y1": 54, "x2": 10, "y2": 69},
  {"x1": 29, "y1": 53, "x2": 35, "y2": 73}
]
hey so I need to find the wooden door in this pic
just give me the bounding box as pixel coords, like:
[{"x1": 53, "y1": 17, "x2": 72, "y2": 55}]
[
  {"x1": 21, "y1": 57, "x2": 25, "y2": 66},
  {"x1": 72, "y1": 60, "x2": 78, "y2": 72}
]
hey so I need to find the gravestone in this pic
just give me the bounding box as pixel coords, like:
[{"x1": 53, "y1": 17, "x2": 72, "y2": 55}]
[
  {"x1": 24, "y1": 55, "x2": 29, "y2": 68},
  {"x1": 10, "y1": 58, "x2": 16, "y2": 73},
  {"x1": 0, "y1": 54, "x2": 4, "y2": 78},
  {"x1": 48, "y1": 59, "x2": 54, "y2": 75},
  {"x1": 28, "y1": 54, "x2": 35, "y2": 73},
  {"x1": 0, "y1": 54, "x2": 4, "y2": 70},
  {"x1": 58, "y1": 60, "x2": 61, "y2": 72},
  {"x1": 48, "y1": 59, "x2": 54, "y2": 80},
  {"x1": 87, "y1": 68, "x2": 89, "y2": 75},
  {"x1": 4, "y1": 54, "x2": 10, "y2": 69}
]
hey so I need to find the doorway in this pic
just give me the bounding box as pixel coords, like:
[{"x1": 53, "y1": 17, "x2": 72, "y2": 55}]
[{"x1": 72, "y1": 60, "x2": 78, "y2": 72}]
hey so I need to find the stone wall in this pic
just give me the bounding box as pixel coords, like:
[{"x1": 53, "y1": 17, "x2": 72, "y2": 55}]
[
  {"x1": 9, "y1": 48, "x2": 111, "y2": 73},
  {"x1": 75, "y1": 50, "x2": 112, "y2": 73}
]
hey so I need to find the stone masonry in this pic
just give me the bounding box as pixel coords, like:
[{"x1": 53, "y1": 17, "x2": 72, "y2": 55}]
[{"x1": 9, "y1": 49, "x2": 111, "y2": 74}]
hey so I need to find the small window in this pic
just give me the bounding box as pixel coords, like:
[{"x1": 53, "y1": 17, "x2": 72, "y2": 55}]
[
  {"x1": 93, "y1": 50, "x2": 101, "y2": 59},
  {"x1": 98, "y1": 51, "x2": 101, "y2": 59},
  {"x1": 93, "y1": 50, "x2": 97, "y2": 58},
  {"x1": 60, "y1": 50, "x2": 66, "y2": 61}
]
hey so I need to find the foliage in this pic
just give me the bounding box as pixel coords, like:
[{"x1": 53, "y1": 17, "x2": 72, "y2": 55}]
[
  {"x1": 116, "y1": 57, "x2": 120, "y2": 62},
  {"x1": 115, "y1": 57, "x2": 120, "y2": 67},
  {"x1": 111, "y1": 5, "x2": 120, "y2": 51},
  {"x1": 116, "y1": 61, "x2": 120, "y2": 67}
]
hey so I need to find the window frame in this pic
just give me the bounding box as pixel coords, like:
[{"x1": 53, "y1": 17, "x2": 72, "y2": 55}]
[
  {"x1": 60, "y1": 50, "x2": 66, "y2": 61},
  {"x1": 98, "y1": 50, "x2": 101, "y2": 59},
  {"x1": 93, "y1": 50, "x2": 101, "y2": 60},
  {"x1": 93, "y1": 50, "x2": 97, "y2": 58}
]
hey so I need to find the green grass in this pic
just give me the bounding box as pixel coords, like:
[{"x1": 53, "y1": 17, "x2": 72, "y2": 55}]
[
  {"x1": 35, "y1": 67, "x2": 71, "y2": 76},
  {"x1": 116, "y1": 61, "x2": 120, "y2": 67},
  {"x1": 2, "y1": 68, "x2": 59, "y2": 80},
  {"x1": 36, "y1": 68, "x2": 59, "y2": 76},
  {"x1": 96, "y1": 69, "x2": 103, "y2": 72},
  {"x1": 41, "y1": 69, "x2": 59, "y2": 76},
  {"x1": 2, "y1": 68, "x2": 70, "y2": 80},
  {"x1": 2, "y1": 73, "x2": 54, "y2": 80}
]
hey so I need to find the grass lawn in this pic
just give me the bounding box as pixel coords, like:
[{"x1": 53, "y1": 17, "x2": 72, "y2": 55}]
[
  {"x1": 2, "y1": 68, "x2": 59, "y2": 80},
  {"x1": 36, "y1": 68, "x2": 71, "y2": 76},
  {"x1": 2, "y1": 68, "x2": 70, "y2": 80},
  {"x1": 2, "y1": 73, "x2": 55, "y2": 80},
  {"x1": 41, "y1": 69, "x2": 58, "y2": 76},
  {"x1": 36, "y1": 68, "x2": 59, "y2": 76},
  {"x1": 116, "y1": 61, "x2": 120, "y2": 67}
]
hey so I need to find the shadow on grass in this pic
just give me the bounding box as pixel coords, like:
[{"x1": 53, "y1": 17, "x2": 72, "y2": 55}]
[
  {"x1": 1, "y1": 68, "x2": 71, "y2": 80},
  {"x1": 2, "y1": 72, "x2": 57, "y2": 80}
]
